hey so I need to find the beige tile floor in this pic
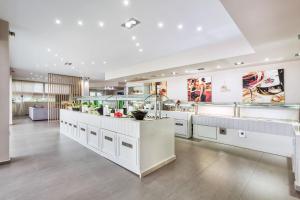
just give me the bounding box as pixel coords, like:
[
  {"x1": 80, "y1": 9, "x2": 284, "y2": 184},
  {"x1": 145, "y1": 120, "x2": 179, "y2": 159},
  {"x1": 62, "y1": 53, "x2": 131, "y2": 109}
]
[{"x1": 0, "y1": 117, "x2": 299, "y2": 200}]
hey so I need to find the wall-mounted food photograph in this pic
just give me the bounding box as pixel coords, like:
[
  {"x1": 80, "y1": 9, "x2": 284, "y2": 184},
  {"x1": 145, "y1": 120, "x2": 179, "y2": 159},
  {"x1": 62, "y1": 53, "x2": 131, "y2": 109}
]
[
  {"x1": 242, "y1": 69, "x2": 285, "y2": 103},
  {"x1": 187, "y1": 77, "x2": 212, "y2": 102},
  {"x1": 150, "y1": 81, "x2": 167, "y2": 96}
]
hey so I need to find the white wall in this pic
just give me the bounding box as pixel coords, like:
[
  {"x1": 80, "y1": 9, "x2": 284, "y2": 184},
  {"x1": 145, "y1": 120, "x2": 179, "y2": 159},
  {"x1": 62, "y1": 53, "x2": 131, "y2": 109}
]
[
  {"x1": 128, "y1": 59, "x2": 300, "y2": 103},
  {"x1": 0, "y1": 19, "x2": 10, "y2": 162}
]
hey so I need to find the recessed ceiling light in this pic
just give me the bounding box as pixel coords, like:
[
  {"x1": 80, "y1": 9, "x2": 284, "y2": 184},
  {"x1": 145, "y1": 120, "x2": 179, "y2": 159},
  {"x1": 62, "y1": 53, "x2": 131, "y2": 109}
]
[
  {"x1": 264, "y1": 57, "x2": 270, "y2": 62},
  {"x1": 91, "y1": 61, "x2": 95, "y2": 65},
  {"x1": 103, "y1": 61, "x2": 107, "y2": 64},
  {"x1": 172, "y1": 72, "x2": 176, "y2": 75},
  {"x1": 81, "y1": 61, "x2": 85, "y2": 65},
  {"x1": 124, "y1": 80, "x2": 127, "y2": 82},
  {"x1": 77, "y1": 20, "x2": 83, "y2": 26},
  {"x1": 197, "y1": 26, "x2": 203, "y2": 32},
  {"x1": 53, "y1": 64, "x2": 57, "y2": 66},
  {"x1": 139, "y1": 48, "x2": 143, "y2": 52},
  {"x1": 55, "y1": 19, "x2": 61, "y2": 25},
  {"x1": 132, "y1": 36, "x2": 136, "y2": 40},
  {"x1": 136, "y1": 42, "x2": 140, "y2": 47},
  {"x1": 161, "y1": 73, "x2": 165, "y2": 77},
  {"x1": 234, "y1": 61, "x2": 244, "y2": 66},
  {"x1": 122, "y1": 18, "x2": 140, "y2": 29},
  {"x1": 30, "y1": 72, "x2": 33, "y2": 75},
  {"x1": 99, "y1": 21, "x2": 104, "y2": 27},
  {"x1": 123, "y1": 0, "x2": 130, "y2": 6},
  {"x1": 216, "y1": 65, "x2": 221, "y2": 69},
  {"x1": 158, "y1": 22, "x2": 164, "y2": 28},
  {"x1": 177, "y1": 24, "x2": 183, "y2": 30},
  {"x1": 47, "y1": 48, "x2": 51, "y2": 52},
  {"x1": 54, "y1": 54, "x2": 58, "y2": 57}
]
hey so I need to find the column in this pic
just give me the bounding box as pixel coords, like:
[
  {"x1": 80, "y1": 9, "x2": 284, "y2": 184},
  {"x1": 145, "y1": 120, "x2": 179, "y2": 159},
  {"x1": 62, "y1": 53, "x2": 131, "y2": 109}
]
[{"x1": 0, "y1": 19, "x2": 10, "y2": 163}]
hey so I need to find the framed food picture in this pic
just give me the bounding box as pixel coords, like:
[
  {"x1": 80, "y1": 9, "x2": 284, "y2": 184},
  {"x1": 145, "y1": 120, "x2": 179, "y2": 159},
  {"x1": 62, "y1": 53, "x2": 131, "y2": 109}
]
[
  {"x1": 187, "y1": 77, "x2": 212, "y2": 102},
  {"x1": 150, "y1": 81, "x2": 167, "y2": 96},
  {"x1": 242, "y1": 69, "x2": 285, "y2": 103}
]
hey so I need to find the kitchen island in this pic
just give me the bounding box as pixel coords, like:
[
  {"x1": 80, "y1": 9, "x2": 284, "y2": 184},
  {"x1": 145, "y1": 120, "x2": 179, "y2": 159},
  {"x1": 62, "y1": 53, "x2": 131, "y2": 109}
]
[{"x1": 60, "y1": 109, "x2": 176, "y2": 177}]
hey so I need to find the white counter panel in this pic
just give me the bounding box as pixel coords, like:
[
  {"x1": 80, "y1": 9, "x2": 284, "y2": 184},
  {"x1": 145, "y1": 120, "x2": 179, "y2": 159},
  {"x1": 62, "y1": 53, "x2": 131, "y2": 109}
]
[{"x1": 60, "y1": 109, "x2": 175, "y2": 177}]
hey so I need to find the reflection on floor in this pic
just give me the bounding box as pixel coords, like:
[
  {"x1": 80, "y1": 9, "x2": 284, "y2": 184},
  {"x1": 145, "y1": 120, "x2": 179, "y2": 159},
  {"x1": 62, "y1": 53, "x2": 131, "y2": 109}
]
[{"x1": 1, "y1": 117, "x2": 300, "y2": 200}]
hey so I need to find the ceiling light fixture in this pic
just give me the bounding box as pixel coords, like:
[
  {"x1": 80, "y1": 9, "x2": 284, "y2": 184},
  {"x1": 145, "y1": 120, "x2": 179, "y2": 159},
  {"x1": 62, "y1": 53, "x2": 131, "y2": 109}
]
[
  {"x1": 103, "y1": 61, "x2": 107, "y2": 64},
  {"x1": 99, "y1": 21, "x2": 104, "y2": 27},
  {"x1": 158, "y1": 22, "x2": 164, "y2": 28},
  {"x1": 53, "y1": 64, "x2": 57, "y2": 66},
  {"x1": 172, "y1": 72, "x2": 176, "y2": 75},
  {"x1": 177, "y1": 24, "x2": 183, "y2": 30},
  {"x1": 54, "y1": 54, "x2": 58, "y2": 57},
  {"x1": 132, "y1": 36, "x2": 136, "y2": 40},
  {"x1": 234, "y1": 61, "x2": 244, "y2": 66},
  {"x1": 216, "y1": 65, "x2": 221, "y2": 69},
  {"x1": 264, "y1": 57, "x2": 270, "y2": 62},
  {"x1": 121, "y1": 18, "x2": 140, "y2": 29},
  {"x1": 81, "y1": 61, "x2": 85, "y2": 65},
  {"x1": 55, "y1": 19, "x2": 61, "y2": 25},
  {"x1": 47, "y1": 48, "x2": 51, "y2": 52},
  {"x1": 135, "y1": 42, "x2": 140, "y2": 47},
  {"x1": 161, "y1": 73, "x2": 165, "y2": 77},
  {"x1": 197, "y1": 26, "x2": 203, "y2": 32},
  {"x1": 91, "y1": 61, "x2": 95, "y2": 65},
  {"x1": 123, "y1": 0, "x2": 130, "y2": 6},
  {"x1": 139, "y1": 48, "x2": 143, "y2": 52},
  {"x1": 77, "y1": 20, "x2": 83, "y2": 26}
]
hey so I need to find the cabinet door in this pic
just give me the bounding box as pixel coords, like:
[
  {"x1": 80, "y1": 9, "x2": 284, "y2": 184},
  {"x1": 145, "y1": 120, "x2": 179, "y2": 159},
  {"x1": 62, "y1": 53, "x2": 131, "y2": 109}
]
[
  {"x1": 117, "y1": 135, "x2": 138, "y2": 169},
  {"x1": 60, "y1": 120, "x2": 65, "y2": 134},
  {"x1": 87, "y1": 125, "x2": 100, "y2": 149},
  {"x1": 193, "y1": 125, "x2": 217, "y2": 140},
  {"x1": 67, "y1": 122, "x2": 73, "y2": 137},
  {"x1": 175, "y1": 119, "x2": 188, "y2": 136},
  {"x1": 78, "y1": 123, "x2": 88, "y2": 145},
  {"x1": 101, "y1": 129, "x2": 116, "y2": 160},
  {"x1": 73, "y1": 124, "x2": 79, "y2": 138}
]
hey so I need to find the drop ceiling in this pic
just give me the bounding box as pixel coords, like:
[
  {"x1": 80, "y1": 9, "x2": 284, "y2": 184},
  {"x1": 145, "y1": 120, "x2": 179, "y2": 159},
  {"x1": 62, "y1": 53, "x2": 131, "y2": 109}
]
[
  {"x1": 1, "y1": 0, "x2": 299, "y2": 82},
  {"x1": 1, "y1": 0, "x2": 254, "y2": 80}
]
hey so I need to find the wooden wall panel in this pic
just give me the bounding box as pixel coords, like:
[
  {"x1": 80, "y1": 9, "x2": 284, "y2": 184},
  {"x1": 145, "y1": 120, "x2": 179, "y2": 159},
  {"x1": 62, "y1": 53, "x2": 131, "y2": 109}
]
[{"x1": 47, "y1": 73, "x2": 82, "y2": 121}]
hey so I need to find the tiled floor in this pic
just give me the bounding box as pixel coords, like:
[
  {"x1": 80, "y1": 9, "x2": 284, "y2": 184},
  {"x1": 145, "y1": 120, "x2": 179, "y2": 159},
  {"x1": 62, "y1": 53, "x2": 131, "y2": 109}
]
[{"x1": 0, "y1": 117, "x2": 299, "y2": 200}]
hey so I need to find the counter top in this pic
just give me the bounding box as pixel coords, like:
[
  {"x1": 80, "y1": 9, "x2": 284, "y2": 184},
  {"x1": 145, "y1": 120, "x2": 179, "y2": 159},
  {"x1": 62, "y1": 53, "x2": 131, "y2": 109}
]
[{"x1": 62, "y1": 109, "x2": 170, "y2": 123}]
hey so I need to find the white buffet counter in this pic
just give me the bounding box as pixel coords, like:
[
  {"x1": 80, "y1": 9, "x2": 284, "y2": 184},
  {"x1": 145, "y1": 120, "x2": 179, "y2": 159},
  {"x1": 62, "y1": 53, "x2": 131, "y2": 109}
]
[
  {"x1": 60, "y1": 109, "x2": 176, "y2": 177},
  {"x1": 147, "y1": 110, "x2": 193, "y2": 138},
  {"x1": 192, "y1": 114, "x2": 300, "y2": 191}
]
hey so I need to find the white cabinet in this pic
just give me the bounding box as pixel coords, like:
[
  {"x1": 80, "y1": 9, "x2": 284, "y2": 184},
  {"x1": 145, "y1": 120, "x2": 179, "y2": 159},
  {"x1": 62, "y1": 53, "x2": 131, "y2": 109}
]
[
  {"x1": 193, "y1": 125, "x2": 217, "y2": 140},
  {"x1": 60, "y1": 109, "x2": 176, "y2": 178},
  {"x1": 101, "y1": 129, "x2": 116, "y2": 160},
  {"x1": 117, "y1": 135, "x2": 138, "y2": 170},
  {"x1": 87, "y1": 125, "x2": 100, "y2": 149},
  {"x1": 174, "y1": 119, "x2": 188, "y2": 137},
  {"x1": 78, "y1": 123, "x2": 88, "y2": 145}
]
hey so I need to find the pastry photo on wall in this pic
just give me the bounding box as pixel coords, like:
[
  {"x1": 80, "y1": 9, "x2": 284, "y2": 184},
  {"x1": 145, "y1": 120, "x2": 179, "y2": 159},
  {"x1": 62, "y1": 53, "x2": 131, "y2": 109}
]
[
  {"x1": 242, "y1": 69, "x2": 285, "y2": 103},
  {"x1": 150, "y1": 81, "x2": 167, "y2": 96},
  {"x1": 187, "y1": 77, "x2": 212, "y2": 102}
]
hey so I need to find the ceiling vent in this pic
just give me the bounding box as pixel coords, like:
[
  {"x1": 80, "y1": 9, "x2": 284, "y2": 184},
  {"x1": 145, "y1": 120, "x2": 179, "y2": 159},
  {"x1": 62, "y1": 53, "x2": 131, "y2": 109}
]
[
  {"x1": 64, "y1": 62, "x2": 72, "y2": 66},
  {"x1": 121, "y1": 18, "x2": 141, "y2": 29}
]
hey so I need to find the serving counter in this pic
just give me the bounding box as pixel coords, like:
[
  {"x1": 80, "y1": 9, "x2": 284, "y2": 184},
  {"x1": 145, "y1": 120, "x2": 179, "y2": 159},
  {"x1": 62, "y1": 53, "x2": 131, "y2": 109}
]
[{"x1": 60, "y1": 109, "x2": 176, "y2": 177}]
